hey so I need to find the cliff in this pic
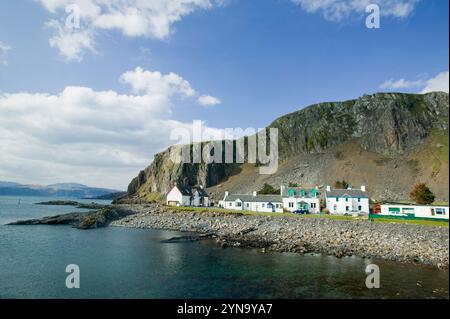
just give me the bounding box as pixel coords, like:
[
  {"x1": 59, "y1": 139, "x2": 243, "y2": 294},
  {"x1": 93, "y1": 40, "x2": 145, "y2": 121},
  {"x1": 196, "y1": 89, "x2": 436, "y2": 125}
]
[{"x1": 120, "y1": 92, "x2": 449, "y2": 203}]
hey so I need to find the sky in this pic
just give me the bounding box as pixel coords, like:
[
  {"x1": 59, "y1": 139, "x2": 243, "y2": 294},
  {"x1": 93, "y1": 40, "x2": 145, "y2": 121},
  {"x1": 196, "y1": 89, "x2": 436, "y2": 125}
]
[{"x1": 0, "y1": 0, "x2": 448, "y2": 190}]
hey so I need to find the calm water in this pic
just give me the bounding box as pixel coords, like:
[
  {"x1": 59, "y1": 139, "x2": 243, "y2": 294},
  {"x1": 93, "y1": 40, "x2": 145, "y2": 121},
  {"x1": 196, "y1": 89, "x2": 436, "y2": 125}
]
[{"x1": 0, "y1": 196, "x2": 448, "y2": 299}]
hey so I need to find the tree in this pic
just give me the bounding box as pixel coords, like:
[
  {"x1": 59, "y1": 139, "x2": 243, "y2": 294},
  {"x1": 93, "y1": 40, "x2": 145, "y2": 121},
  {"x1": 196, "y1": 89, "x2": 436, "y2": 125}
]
[
  {"x1": 258, "y1": 183, "x2": 280, "y2": 195},
  {"x1": 334, "y1": 180, "x2": 350, "y2": 189},
  {"x1": 288, "y1": 182, "x2": 298, "y2": 187},
  {"x1": 410, "y1": 183, "x2": 435, "y2": 205}
]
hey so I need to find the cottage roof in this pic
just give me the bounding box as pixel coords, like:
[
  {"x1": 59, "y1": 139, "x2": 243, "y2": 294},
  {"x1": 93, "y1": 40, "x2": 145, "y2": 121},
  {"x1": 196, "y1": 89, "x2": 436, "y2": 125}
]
[
  {"x1": 381, "y1": 202, "x2": 449, "y2": 208},
  {"x1": 224, "y1": 194, "x2": 282, "y2": 203},
  {"x1": 281, "y1": 186, "x2": 318, "y2": 198},
  {"x1": 192, "y1": 186, "x2": 209, "y2": 197},
  {"x1": 175, "y1": 185, "x2": 209, "y2": 197},
  {"x1": 325, "y1": 189, "x2": 368, "y2": 198}
]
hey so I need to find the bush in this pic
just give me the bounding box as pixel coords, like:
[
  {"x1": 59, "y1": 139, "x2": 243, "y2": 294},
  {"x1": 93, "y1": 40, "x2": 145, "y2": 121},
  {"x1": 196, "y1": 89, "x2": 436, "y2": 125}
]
[
  {"x1": 334, "y1": 180, "x2": 350, "y2": 189},
  {"x1": 410, "y1": 183, "x2": 435, "y2": 205},
  {"x1": 334, "y1": 151, "x2": 344, "y2": 160},
  {"x1": 258, "y1": 183, "x2": 280, "y2": 195}
]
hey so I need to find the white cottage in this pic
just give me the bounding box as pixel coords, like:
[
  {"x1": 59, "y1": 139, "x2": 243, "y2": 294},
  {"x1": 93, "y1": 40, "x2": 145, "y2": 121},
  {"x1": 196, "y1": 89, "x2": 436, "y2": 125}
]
[
  {"x1": 379, "y1": 203, "x2": 449, "y2": 220},
  {"x1": 325, "y1": 185, "x2": 369, "y2": 215},
  {"x1": 281, "y1": 185, "x2": 320, "y2": 213},
  {"x1": 220, "y1": 191, "x2": 283, "y2": 213},
  {"x1": 166, "y1": 185, "x2": 210, "y2": 207}
]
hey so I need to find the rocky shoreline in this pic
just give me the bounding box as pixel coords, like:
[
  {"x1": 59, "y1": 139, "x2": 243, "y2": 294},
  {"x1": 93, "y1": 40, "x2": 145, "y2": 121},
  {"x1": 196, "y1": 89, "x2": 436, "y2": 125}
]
[
  {"x1": 9, "y1": 206, "x2": 135, "y2": 229},
  {"x1": 9, "y1": 203, "x2": 449, "y2": 268},
  {"x1": 110, "y1": 204, "x2": 449, "y2": 269}
]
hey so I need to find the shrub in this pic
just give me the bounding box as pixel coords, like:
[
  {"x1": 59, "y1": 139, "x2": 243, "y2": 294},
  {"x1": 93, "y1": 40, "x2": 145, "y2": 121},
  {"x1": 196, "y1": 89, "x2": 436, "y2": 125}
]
[
  {"x1": 410, "y1": 183, "x2": 435, "y2": 205},
  {"x1": 258, "y1": 183, "x2": 280, "y2": 195},
  {"x1": 334, "y1": 180, "x2": 350, "y2": 189}
]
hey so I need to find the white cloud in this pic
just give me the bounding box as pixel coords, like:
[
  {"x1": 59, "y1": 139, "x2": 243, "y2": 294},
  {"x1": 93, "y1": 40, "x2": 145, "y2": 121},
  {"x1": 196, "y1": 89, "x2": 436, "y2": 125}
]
[
  {"x1": 0, "y1": 67, "x2": 223, "y2": 189},
  {"x1": 0, "y1": 41, "x2": 11, "y2": 65},
  {"x1": 291, "y1": 0, "x2": 420, "y2": 22},
  {"x1": 46, "y1": 20, "x2": 95, "y2": 62},
  {"x1": 120, "y1": 67, "x2": 220, "y2": 106},
  {"x1": 379, "y1": 71, "x2": 449, "y2": 93},
  {"x1": 120, "y1": 67, "x2": 197, "y2": 97},
  {"x1": 37, "y1": 0, "x2": 220, "y2": 61},
  {"x1": 420, "y1": 71, "x2": 449, "y2": 94},
  {"x1": 380, "y1": 78, "x2": 424, "y2": 90},
  {"x1": 197, "y1": 95, "x2": 221, "y2": 107}
]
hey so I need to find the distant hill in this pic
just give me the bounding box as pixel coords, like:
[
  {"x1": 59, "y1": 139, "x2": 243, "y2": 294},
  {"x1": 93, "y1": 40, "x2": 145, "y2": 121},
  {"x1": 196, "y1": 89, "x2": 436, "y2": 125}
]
[
  {"x1": 87, "y1": 192, "x2": 128, "y2": 200},
  {"x1": 0, "y1": 181, "x2": 122, "y2": 199},
  {"x1": 120, "y1": 92, "x2": 449, "y2": 203}
]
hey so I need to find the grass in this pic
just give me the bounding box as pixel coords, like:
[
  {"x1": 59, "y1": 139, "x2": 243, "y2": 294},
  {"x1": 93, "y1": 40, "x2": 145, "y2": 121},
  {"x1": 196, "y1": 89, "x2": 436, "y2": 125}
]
[
  {"x1": 169, "y1": 205, "x2": 298, "y2": 217},
  {"x1": 167, "y1": 205, "x2": 448, "y2": 227},
  {"x1": 370, "y1": 217, "x2": 448, "y2": 227}
]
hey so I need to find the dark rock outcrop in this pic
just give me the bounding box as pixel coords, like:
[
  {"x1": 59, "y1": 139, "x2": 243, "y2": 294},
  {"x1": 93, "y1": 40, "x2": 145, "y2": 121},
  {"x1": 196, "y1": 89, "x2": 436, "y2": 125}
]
[{"x1": 8, "y1": 207, "x2": 135, "y2": 229}]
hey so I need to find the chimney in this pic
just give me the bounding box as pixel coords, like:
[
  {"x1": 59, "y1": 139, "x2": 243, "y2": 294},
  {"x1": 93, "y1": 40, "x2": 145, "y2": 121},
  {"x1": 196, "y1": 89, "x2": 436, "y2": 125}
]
[
  {"x1": 224, "y1": 191, "x2": 229, "y2": 198},
  {"x1": 280, "y1": 185, "x2": 285, "y2": 195},
  {"x1": 361, "y1": 185, "x2": 366, "y2": 192},
  {"x1": 326, "y1": 185, "x2": 331, "y2": 192},
  {"x1": 253, "y1": 191, "x2": 257, "y2": 197}
]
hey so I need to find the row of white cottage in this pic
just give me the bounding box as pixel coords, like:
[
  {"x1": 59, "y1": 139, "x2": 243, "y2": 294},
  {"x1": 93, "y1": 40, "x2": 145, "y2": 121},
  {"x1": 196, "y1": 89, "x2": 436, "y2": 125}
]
[
  {"x1": 218, "y1": 185, "x2": 370, "y2": 215},
  {"x1": 166, "y1": 184, "x2": 370, "y2": 215},
  {"x1": 166, "y1": 184, "x2": 448, "y2": 220}
]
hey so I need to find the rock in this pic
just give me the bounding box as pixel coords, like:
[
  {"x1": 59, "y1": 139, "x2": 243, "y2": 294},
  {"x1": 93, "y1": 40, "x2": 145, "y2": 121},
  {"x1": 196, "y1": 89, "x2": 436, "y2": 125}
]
[{"x1": 10, "y1": 206, "x2": 135, "y2": 229}]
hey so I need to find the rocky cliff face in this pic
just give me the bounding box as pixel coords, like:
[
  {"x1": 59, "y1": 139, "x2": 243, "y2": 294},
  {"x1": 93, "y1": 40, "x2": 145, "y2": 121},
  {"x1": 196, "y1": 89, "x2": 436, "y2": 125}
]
[
  {"x1": 272, "y1": 92, "x2": 448, "y2": 159},
  {"x1": 126, "y1": 144, "x2": 240, "y2": 200},
  {"x1": 121, "y1": 92, "x2": 449, "y2": 203}
]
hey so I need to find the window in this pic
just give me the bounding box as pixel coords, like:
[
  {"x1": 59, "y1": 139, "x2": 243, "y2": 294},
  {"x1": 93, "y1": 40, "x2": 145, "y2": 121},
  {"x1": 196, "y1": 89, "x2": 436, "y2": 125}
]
[
  {"x1": 288, "y1": 189, "x2": 295, "y2": 197},
  {"x1": 345, "y1": 206, "x2": 349, "y2": 211},
  {"x1": 431, "y1": 208, "x2": 435, "y2": 216},
  {"x1": 358, "y1": 205, "x2": 362, "y2": 211},
  {"x1": 246, "y1": 203, "x2": 250, "y2": 208},
  {"x1": 262, "y1": 204, "x2": 265, "y2": 208},
  {"x1": 345, "y1": 197, "x2": 349, "y2": 202},
  {"x1": 358, "y1": 198, "x2": 361, "y2": 202},
  {"x1": 289, "y1": 202, "x2": 294, "y2": 208},
  {"x1": 300, "y1": 189, "x2": 306, "y2": 197},
  {"x1": 402, "y1": 208, "x2": 414, "y2": 214},
  {"x1": 436, "y1": 208, "x2": 445, "y2": 215},
  {"x1": 336, "y1": 197, "x2": 339, "y2": 202},
  {"x1": 236, "y1": 202, "x2": 242, "y2": 207},
  {"x1": 388, "y1": 207, "x2": 400, "y2": 214},
  {"x1": 229, "y1": 202, "x2": 232, "y2": 207}
]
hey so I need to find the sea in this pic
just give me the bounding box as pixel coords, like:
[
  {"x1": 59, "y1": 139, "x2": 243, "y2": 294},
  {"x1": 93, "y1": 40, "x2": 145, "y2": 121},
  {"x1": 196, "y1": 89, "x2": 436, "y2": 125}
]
[{"x1": 0, "y1": 195, "x2": 448, "y2": 299}]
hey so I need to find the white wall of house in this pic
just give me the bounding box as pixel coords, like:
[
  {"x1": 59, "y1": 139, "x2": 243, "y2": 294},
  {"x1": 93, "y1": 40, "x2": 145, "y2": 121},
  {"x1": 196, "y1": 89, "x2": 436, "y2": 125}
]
[
  {"x1": 192, "y1": 193, "x2": 210, "y2": 207},
  {"x1": 166, "y1": 187, "x2": 190, "y2": 206},
  {"x1": 223, "y1": 199, "x2": 283, "y2": 213},
  {"x1": 282, "y1": 197, "x2": 320, "y2": 213},
  {"x1": 380, "y1": 204, "x2": 449, "y2": 220},
  {"x1": 326, "y1": 197, "x2": 369, "y2": 215}
]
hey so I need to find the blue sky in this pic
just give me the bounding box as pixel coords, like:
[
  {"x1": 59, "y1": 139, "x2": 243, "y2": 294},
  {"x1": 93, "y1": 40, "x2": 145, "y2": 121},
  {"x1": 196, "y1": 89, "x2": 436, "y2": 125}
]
[{"x1": 0, "y1": 0, "x2": 448, "y2": 189}]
